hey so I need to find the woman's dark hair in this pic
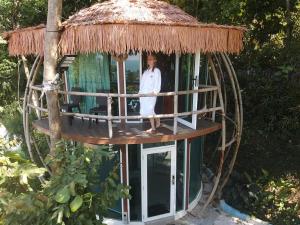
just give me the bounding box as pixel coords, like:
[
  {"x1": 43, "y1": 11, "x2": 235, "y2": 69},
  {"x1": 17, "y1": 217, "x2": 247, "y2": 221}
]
[{"x1": 147, "y1": 54, "x2": 157, "y2": 72}]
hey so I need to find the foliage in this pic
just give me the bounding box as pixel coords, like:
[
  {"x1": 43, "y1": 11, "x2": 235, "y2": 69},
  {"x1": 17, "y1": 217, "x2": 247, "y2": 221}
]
[
  {"x1": 0, "y1": 101, "x2": 23, "y2": 139},
  {"x1": 221, "y1": 69, "x2": 300, "y2": 224},
  {"x1": 223, "y1": 170, "x2": 300, "y2": 225},
  {"x1": 0, "y1": 142, "x2": 129, "y2": 225}
]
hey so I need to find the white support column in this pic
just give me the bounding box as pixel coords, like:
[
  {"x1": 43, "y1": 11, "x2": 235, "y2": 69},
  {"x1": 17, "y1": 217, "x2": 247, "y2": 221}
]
[{"x1": 173, "y1": 53, "x2": 180, "y2": 134}]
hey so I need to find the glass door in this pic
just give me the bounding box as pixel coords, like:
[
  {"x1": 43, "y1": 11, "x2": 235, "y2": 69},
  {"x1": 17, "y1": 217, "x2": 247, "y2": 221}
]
[
  {"x1": 177, "y1": 53, "x2": 200, "y2": 129},
  {"x1": 141, "y1": 144, "x2": 176, "y2": 222}
]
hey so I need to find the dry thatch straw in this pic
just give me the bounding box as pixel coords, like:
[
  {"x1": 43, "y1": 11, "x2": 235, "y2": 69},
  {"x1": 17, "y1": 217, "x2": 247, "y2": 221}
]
[
  {"x1": 2, "y1": 24, "x2": 45, "y2": 56},
  {"x1": 2, "y1": 0, "x2": 246, "y2": 56}
]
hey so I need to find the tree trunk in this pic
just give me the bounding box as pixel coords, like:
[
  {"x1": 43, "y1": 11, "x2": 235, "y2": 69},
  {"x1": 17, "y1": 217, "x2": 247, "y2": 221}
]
[{"x1": 43, "y1": 0, "x2": 63, "y2": 158}]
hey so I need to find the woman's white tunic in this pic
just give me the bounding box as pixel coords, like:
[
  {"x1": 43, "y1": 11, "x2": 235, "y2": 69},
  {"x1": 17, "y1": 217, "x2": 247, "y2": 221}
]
[{"x1": 139, "y1": 68, "x2": 161, "y2": 116}]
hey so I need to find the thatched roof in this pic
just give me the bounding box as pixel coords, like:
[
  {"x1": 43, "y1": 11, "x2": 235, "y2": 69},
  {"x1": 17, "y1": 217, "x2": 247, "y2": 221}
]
[
  {"x1": 2, "y1": 0, "x2": 246, "y2": 56},
  {"x1": 63, "y1": 0, "x2": 200, "y2": 27}
]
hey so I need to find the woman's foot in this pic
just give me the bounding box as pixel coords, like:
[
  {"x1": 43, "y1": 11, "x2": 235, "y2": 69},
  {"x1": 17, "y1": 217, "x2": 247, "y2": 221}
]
[
  {"x1": 155, "y1": 118, "x2": 161, "y2": 128},
  {"x1": 146, "y1": 128, "x2": 156, "y2": 134}
]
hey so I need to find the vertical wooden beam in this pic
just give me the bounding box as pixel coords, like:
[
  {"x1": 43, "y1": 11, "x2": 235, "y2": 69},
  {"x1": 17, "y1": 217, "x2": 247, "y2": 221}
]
[
  {"x1": 43, "y1": 0, "x2": 62, "y2": 157},
  {"x1": 118, "y1": 60, "x2": 126, "y2": 126}
]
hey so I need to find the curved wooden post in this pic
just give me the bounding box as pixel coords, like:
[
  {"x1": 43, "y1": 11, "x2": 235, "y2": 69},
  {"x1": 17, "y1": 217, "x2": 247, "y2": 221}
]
[
  {"x1": 23, "y1": 55, "x2": 41, "y2": 162},
  {"x1": 199, "y1": 54, "x2": 226, "y2": 214}
]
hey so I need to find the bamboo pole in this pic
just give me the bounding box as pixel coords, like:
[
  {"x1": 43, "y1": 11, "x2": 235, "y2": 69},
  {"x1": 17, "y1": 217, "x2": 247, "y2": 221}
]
[
  {"x1": 216, "y1": 53, "x2": 243, "y2": 195},
  {"x1": 28, "y1": 103, "x2": 222, "y2": 120},
  {"x1": 211, "y1": 90, "x2": 217, "y2": 121},
  {"x1": 199, "y1": 55, "x2": 226, "y2": 214},
  {"x1": 30, "y1": 85, "x2": 218, "y2": 97},
  {"x1": 31, "y1": 136, "x2": 52, "y2": 175},
  {"x1": 23, "y1": 55, "x2": 41, "y2": 163}
]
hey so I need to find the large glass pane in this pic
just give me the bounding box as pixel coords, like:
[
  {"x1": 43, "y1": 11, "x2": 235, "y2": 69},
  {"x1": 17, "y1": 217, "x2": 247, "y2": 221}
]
[
  {"x1": 128, "y1": 145, "x2": 142, "y2": 221},
  {"x1": 147, "y1": 152, "x2": 171, "y2": 217},
  {"x1": 189, "y1": 137, "x2": 203, "y2": 203},
  {"x1": 67, "y1": 53, "x2": 110, "y2": 113},
  {"x1": 91, "y1": 145, "x2": 122, "y2": 220},
  {"x1": 198, "y1": 55, "x2": 209, "y2": 110},
  {"x1": 125, "y1": 53, "x2": 140, "y2": 120},
  {"x1": 109, "y1": 56, "x2": 119, "y2": 117},
  {"x1": 176, "y1": 140, "x2": 185, "y2": 211},
  {"x1": 141, "y1": 52, "x2": 176, "y2": 115},
  {"x1": 178, "y1": 54, "x2": 195, "y2": 123}
]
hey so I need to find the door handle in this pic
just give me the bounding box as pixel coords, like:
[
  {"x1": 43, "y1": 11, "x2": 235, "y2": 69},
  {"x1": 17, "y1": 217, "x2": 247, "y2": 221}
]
[
  {"x1": 191, "y1": 76, "x2": 199, "y2": 88},
  {"x1": 172, "y1": 175, "x2": 175, "y2": 185}
]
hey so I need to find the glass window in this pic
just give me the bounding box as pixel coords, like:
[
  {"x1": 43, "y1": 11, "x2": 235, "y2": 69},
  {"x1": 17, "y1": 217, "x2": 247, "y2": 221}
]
[
  {"x1": 142, "y1": 52, "x2": 176, "y2": 115},
  {"x1": 128, "y1": 144, "x2": 142, "y2": 221},
  {"x1": 198, "y1": 55, "x2": 209, "y2": 110},
  {"x1": 189, "y1": 137, "x2": 203, "y2": 203},
  {"x1": 176, "y1": 140, "x2": 185, "y2": 211},
  {"x1": 67, "y1": 53, "x2": 111, "y2": 113},
  {"x1": 147, "y1": 151, "x2": 171, "y2": 217},
  {"x1": 178, "y1": 54, "x2": 195, "y2": 122},
  {"x1": 109, "y1": 56, "x2": 120, "y2": 117},
  {"x1": 125, "y1": 53, "x2": 140, "y2": 121}
]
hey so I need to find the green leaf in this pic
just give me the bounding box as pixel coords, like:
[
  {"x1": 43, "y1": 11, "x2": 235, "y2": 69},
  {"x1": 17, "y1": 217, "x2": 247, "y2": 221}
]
[
  {"x1": 69, "y1": 181, "x2": 76, "y2": 196},
  {"x1": 70, "y1": 195, "x2": 83, "y2": 212},
  {"x1": 55, "y1": 186, "x2": 71, "y2": 204}
]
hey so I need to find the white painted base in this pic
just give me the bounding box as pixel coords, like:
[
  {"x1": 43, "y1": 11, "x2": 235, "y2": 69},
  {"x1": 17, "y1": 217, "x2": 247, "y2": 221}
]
[{"x1": 103, "y1": 182, "x2": 203, "y2": 225}]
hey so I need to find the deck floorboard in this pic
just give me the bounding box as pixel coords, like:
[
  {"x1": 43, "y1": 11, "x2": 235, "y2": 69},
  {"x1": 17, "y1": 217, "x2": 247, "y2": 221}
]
[{"x1": 32, "y1": 116, "x2": 221, "y2": 144}]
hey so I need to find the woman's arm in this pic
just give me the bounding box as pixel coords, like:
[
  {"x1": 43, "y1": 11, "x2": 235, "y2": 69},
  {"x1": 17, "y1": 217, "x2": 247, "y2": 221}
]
[{"x1": 153, "y1": 69, "x2": 161, "y2": 94}]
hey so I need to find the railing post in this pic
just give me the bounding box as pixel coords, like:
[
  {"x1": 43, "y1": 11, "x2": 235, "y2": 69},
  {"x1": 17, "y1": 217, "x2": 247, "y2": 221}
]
[
  {"x1": 107, "y1": 96, "x2": 113, "y2": 138},
  {"x1": 212, "y1": 90, "x2": 217, "y2": 121}
]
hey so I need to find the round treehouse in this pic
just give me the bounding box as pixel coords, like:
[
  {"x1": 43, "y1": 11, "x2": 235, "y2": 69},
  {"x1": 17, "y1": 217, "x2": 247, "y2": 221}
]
[{"x1": 3, "y1": 0, "x2": 245, "y2": 224}]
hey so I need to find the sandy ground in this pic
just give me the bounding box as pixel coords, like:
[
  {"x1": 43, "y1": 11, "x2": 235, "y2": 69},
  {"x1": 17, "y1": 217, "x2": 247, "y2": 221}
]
[{"x1": 172, "y1": 174, "x2": 270, "y2": 225}]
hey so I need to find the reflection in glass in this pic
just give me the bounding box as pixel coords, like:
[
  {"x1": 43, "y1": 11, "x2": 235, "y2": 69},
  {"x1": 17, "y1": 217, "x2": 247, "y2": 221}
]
[
  {"x1": 198, "y1": 55, "x2": 209, "y2": 110},
  {"x1": 176, "y1": 140, "x2": 185, "y2": 211},
  {"x1": 189, "y1": 137, "x2": 203, "y2": 203},
  {"x1": 128, "y1": 145, "x2": 142, "y2": 221},
  {"x1": 91, "y1": 145, "x2": 122, "y2": 220},
  {"x1": 109, "y1": 56, "x2": 119, "y2": 117},
  {"x1": 125, "y1": 54, "x2": 140, "y2": 120},
  {"x1": 147, "y1": 152, "x2": 171, "y2": 217},
  {"x1": 178, "y1": 54, "x2": 195, "y2": 122}
]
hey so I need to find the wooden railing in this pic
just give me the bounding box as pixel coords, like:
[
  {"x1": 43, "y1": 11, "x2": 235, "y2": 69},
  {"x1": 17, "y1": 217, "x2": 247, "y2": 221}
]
[{"x1": 28, "y1": 85, "x2": 221, "y2": 138}]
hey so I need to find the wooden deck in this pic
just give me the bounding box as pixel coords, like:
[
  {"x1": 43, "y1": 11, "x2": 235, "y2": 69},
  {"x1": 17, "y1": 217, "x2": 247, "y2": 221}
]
[{"x1": 32, "y1": 116, "x2": 222, "y2": 145}]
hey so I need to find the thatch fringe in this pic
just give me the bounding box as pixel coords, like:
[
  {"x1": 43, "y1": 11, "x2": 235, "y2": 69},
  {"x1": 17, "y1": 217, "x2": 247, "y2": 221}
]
[
  {"x1": 60, "y1": 24, "x2": 245, "y2": 55},
  {"x1": 2, "y1": 23, "x2": 245, "y2": 56},
  {"x1": 3, "y1": 25, "x2": 45, "y2": 56}
]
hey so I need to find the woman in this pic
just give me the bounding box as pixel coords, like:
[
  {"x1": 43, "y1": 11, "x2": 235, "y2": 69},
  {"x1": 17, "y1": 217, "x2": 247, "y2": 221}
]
[{"x1": 139, "y1": 54, "x2": 161, "y2": 133}]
